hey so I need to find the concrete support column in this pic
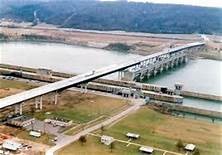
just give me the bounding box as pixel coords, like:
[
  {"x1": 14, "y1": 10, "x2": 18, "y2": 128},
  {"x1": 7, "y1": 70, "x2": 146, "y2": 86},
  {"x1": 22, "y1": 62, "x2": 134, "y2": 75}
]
[
  {"x1": 147, "y1": 71, "x2": 151, "y2": 79},
  {"x1": 80, "y1": 83, "x2": 88, "y2": 93},
  {"x1": 184, "y1": 56, "x2": 188, "y2": 63},
  {"x1": 153, "y1": 69, "x2": 158, "y2": 76},
  {"x1": 39, "y1": 96, "x2": 43, "y2": 110},
  {"x1": 174, "y1": 59, "x2": 178, "y2": 66},
  {"x1": 118, "y1": 71, "x2": 123, "y2": 80},
  {"x1": 19, "y1": 103, "x2": 23, "y2": 115},
  {"x1": 14, "y1": 103, "x2": 23, "y2": 115},
  {"x1": 35, "y1": 96, "x2": 43, "y2": 110},
  {"x1": 170, "y1": 61, "x2": 174, "y2": 68},
  {"x1": 179, "y1": 57, "x2": 183, "y2": 64},
  {"x1": 160, "y1": 65, "x2": 163, "y2": 73},
  {"x1": 14, "y1": 104, "x2": 19, "y2": 114},
  {"x1": 165, "y1": 64, "x2": 169, "y2": 71},
  {"x1": 35, "y1": 98, "x2": 38, "y2": 109},
  {"x1": 54, "y1": 91, "x2": 58, "y2": 105}
]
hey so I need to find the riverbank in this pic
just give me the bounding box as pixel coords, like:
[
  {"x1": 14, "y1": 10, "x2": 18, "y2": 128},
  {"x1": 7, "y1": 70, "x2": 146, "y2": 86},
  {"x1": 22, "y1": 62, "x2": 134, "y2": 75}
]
[
  {"x1": 1, "y1": 26, "x2": 221, "y2": 60},
  {"x1": 0, "y1": 26, "x2": 195, "y2": 56}
]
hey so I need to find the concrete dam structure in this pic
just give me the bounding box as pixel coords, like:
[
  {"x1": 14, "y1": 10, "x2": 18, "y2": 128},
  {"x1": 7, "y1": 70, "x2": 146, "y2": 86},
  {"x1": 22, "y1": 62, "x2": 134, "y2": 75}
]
[{"x1": 121, "y1": 45, "x2": 205, "y2": 81}]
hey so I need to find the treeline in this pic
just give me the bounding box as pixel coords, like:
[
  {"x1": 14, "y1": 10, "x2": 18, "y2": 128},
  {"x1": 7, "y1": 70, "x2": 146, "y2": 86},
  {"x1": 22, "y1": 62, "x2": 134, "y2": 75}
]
[{"x1": 1, "y1": 0, "x2": 222, "y2": 34}]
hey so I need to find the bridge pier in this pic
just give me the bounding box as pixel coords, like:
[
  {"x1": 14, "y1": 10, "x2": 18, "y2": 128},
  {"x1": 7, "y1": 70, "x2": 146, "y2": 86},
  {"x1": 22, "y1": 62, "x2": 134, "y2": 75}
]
[
  {"x1": 80, "y1": 83, "x2": 88, "y2": 93},
  {"x1": 153, "y1": 69, "x2": 158, "y2": 76},
  {"x1": 170, "y1": 61, "x2": 174, "y2": 68},
  {"x1": 35, "y1": 96, "x2": 43, "y2": 110},
  {"x1": 159, "y1": 65, "x2": 164, "y2": 73},
  {"x1": 54, "y1": 91, "x2": 58, "y2": 105},
  {"x1": 164, "y1": 63, "x2": 169, "y2": 71},
  {"x1": 175, "y1": 59, "x2": 179, "y2": 66},
  {"x1": 14, "y1": 103, "x2": 23, "y2": 115},
  {"x1": 147, "y1": 71, "x2": 151, "y2": 79}
]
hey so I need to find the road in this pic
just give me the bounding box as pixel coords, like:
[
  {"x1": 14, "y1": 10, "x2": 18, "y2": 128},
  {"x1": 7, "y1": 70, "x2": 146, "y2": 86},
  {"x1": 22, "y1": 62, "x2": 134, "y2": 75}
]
[{"x1": 45, "y1": 99, "x2": 144, "y2": 155}]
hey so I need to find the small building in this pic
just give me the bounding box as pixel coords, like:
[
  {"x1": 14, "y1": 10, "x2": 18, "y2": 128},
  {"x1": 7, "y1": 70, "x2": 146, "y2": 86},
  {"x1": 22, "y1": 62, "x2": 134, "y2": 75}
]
[
  {"x1": 29, "y1": 131, "x2": 41, "y2": 138},
  {"x1": 126, "y1": 132, "x2": 140, "y2": 139},
  {"x1": 101, "y1": 135, "x2": 114, "y2": 145},
  {"x1": 37, "y1": 68, "x2": 53, "y2": 79},
  {"x1": 44, "y1": 117, "x2": 73, "y2": 127},
  {"x1": 184, "y1": 144, "x2": 196, "y2": 152},
  {"x1": 121, "y1": 88, "x2": 131, "y2": 98},
  {"x1": 174, "y1": 83, "x2": 183, "y2": 95},
  {"x1": 7, "y1": 115, "x2": 35, "y2": 128},
  {"x1": 2, "y1": 140, "x2": 22, "y2": 151},
  {"x1": 139, "y1": 146, "x2": 153, "y2": 154}
]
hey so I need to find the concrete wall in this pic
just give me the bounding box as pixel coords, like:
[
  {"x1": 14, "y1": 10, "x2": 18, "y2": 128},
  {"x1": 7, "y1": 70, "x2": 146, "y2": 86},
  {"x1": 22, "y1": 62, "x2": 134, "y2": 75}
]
[
  {"x1": 0, "y1": 63, "x2": 221, "y2": 102},
  {"x1": 151, "y1": 101, "x2": 222, "y2": 119},
  {"x1": 0, "y1": 65, "x2": 182, "y2": 103},
  {"x1": 181, "y1": 91, "x2": 222, "y2": 102}
]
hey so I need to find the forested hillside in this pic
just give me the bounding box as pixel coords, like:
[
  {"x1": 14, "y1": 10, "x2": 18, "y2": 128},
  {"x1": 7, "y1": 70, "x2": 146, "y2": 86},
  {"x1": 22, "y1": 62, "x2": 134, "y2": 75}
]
[{"x1": 1, "y1": 0, "x2": 221, "y2": 34}]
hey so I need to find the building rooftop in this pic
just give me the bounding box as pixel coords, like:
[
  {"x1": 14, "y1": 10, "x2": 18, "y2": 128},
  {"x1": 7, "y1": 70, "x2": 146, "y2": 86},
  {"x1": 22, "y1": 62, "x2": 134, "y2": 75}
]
[
  {"x1": 139, "y1": 146, "x2": 154, "y2": 153},
  {"x1": 185, "y1": 144, "x2": 196, "y2": 151},
  {"x1": 126, "y1": 132, "x2": 140, "y2": 139}
]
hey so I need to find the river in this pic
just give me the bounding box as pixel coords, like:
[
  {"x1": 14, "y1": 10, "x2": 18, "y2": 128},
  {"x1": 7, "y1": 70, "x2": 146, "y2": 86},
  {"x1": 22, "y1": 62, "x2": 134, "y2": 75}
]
[{"x1": 0, "y1": 41, "x2": 221, "y2": 112}]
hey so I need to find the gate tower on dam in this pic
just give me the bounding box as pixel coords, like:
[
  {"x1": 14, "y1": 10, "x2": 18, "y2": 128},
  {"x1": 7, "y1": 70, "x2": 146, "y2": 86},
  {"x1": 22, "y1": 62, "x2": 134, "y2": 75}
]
[{"x1": 119, "y1": 45, "x2": 205, "y2": 81}]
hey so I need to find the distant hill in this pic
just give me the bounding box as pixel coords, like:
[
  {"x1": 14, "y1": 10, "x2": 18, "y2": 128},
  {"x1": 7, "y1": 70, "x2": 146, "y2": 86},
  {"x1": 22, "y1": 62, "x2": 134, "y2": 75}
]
[{"x1": 1, "y1": 0, "x2": 222, "y2": 34}]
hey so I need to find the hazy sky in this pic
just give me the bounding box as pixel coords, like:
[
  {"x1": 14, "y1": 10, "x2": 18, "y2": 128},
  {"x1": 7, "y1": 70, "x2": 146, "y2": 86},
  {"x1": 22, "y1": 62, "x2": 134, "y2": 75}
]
[{"x1": 100, "y1": 0, "x2": 222, "y2": 8}]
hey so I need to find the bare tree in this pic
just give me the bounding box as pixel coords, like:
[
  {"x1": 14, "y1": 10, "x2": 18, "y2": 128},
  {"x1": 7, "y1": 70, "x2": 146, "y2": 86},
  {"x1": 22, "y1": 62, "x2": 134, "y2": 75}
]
[
  {"x1": 110, "y1": 142, "x2": 115, "y2": 153},
  {"x1": 79, "y1": 135, "x2": 87, "y2": 146}
]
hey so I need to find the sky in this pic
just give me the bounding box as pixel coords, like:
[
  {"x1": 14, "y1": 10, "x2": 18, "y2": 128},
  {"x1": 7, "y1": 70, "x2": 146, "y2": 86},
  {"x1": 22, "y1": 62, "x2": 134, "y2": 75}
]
[{"x1": 100, "y1": 0, "x2": 222, "y2": 8}]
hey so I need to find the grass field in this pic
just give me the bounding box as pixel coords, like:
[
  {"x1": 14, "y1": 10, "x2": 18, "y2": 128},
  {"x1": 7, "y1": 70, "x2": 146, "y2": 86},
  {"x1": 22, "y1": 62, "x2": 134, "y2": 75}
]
[
  {"x1": 58, "y1": 107, "x2": 222, "y2": 155},
  {"x1": 57, "y1": 136, "x2": 148, "y2": 155},
  {"x1": 0, "y1": 79, "x2": 36, "y2": 90},
  {"x1": 101, "y1": 107, "x2": 222, "y2": 155},
  {"x1": 0, "y1": 79, "x2": 130, "y2": 124},
  {"x1": 29, "y1": 92, "x2": 130, "y2": 124}
]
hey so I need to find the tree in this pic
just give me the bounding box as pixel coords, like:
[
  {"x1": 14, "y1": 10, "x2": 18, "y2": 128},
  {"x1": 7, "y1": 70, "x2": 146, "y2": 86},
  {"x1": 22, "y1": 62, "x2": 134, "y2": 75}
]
[
  {"x1": 100, "y1": 125, "x2": 105, "y2": 133},
  {"x1": 110, "y1": 142, "x2": 115, "y2": 153},
  {"x1": 193, "y1": 148, "x2": 200, "y2": 155},
  {"x1": 176, "y1": 139, "x2": 184, "y2": 151},
  {"x1": 79, "y1": 135, "x2": 87, "y2": 146}
]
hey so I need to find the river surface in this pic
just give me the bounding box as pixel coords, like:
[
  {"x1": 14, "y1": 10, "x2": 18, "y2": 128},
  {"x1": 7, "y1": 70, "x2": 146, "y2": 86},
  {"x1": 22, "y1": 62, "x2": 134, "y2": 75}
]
[
  {"x1": 0, "y1": 41, "x2": 140, "y2": 76},
  {"x1": 0, "y1": 41, "x2": 221, "y2": 112},
  {"x1": 145, "y1": 59, "x2": 222, "y2": 96}
]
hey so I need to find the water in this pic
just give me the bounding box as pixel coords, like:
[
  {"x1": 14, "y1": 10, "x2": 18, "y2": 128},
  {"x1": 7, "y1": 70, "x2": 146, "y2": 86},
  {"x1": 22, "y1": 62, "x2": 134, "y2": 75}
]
[
  {"x1": 183, "y1": 97, "x2": 222, "y2": 112},
  {"x1": 143, "y1": 59, "x2": 222, "y2": 112},
  {"x1": 0, "y1": 41, "x2": 221, "y2": 112},
  {"x1": 145, "y1": 59, "x2": 222, "y2": 96},
  {"x1": 0, "y1": 41, "x2": 141, "y2": 78}
]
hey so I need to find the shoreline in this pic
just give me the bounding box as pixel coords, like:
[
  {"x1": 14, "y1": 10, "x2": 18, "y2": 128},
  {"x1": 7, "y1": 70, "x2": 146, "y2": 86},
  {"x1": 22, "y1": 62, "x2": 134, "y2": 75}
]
[{"x1": 0, "y1": 26, "x2": 221, "y2": 59}]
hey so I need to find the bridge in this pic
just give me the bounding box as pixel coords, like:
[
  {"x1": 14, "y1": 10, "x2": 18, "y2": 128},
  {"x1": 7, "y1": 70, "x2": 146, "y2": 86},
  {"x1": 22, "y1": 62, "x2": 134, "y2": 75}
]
[{"x1": 0, "y1": 42, "x2": 205, "y2": 114}]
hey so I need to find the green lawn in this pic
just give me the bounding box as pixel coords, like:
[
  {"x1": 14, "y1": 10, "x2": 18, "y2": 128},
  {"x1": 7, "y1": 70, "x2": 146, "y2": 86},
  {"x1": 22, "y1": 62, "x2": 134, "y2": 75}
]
[
  {"x1": 100, "y1": 107, "x2": 222, "y2": 155},
  {"x1": 0, "y1": 79, "x2": 129, "y2": 124},
  {"x1": 27, "y1": 92, "x2": 129, "y2": 124},
  {"x1": 58, "y1": 108, "x2": 222, "y2": 155}
]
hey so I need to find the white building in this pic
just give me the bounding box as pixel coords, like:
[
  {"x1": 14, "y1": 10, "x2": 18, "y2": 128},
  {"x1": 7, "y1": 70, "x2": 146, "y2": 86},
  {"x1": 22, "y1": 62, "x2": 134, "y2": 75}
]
[
  {"x1": 101, "y1": 135, "x2": 114, "y2": 145},
  {"x1": 2, "y1": 140, "x2": 22, "y2": 151},
  {"x1": 139, "y1": 146, "x2": 153, "y2": 154},
  {"x1": 126, "y1": 132, "x2": 140, "y2": 139},
  {"x1": 185, "y1": 144, "x2": 196, "y2": 152},
  {"x1": 29, "y1": 131, "x2": 41, "y2": 138}
]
